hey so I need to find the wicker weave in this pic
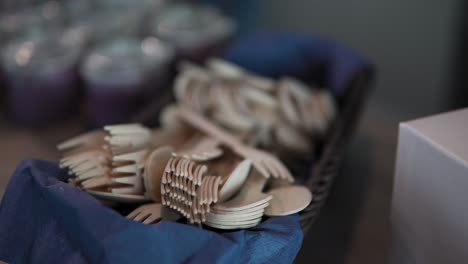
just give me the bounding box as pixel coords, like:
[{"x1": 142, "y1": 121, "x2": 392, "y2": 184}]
[
  {"x1": 132, "y1": 69, "x2": 373, "y2": 234},
  {"x1": 301, "y1": 70, "x2": 373, "y2": 233}
]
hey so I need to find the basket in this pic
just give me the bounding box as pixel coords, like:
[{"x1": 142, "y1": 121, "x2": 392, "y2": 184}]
[
  {"x1": 132, "y1": 42, "x2": 374, "y2": 236},
  {"x1": 300, "y1": 69, "x2": 373, "y2": 233}
]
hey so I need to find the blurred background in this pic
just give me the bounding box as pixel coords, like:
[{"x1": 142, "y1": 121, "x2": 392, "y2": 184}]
[{"x1": 0, "y1": 0, "x2": 467, "y2": 263}]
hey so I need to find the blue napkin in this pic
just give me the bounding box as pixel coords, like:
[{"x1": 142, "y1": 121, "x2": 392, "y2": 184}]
[
  {"x1": 0, "y1": 160, "x2": 302, "y2": 263},
  {"x1": 225, "y1": 32, "x2": 372, "y2": 96}
]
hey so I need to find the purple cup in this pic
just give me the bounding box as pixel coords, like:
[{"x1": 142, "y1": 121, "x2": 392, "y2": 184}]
[
  {"x1": 149, "y1": 3, "x2": 236, "y2": 63},
  {"x1": 81, "y1": 38, "x2": 174, "y2": 127},
  {"x1": 1, "y1": 36, "x2": 81, "y2": 127}
]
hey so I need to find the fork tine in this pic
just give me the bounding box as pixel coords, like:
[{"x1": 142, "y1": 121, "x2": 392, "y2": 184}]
[
  {"x1": 112, "y1": 175, "x2": 140, "y2": 185},
  {"x1": 59, "y1": 163, "x2": 70, "y2": 169},
  {"x1": 81, "y1": 176, "x2": 112, "y2": 189},
  {"x1": 72, "y1": 167, "x2": 99, "y2": 177},
  {"x1": 79, "y1": 157, "x2": 108, "y2": 168},
  {"x1": 104, "y1": 126, "x2": 147, "y2": 135},
  {"x1": 105, "y1": 130, "x2": 147, "y2": 138},
  {"x1": 57, "y1": 138, "x2": 82, "y2": 151},
  {"x1": 111, "y1": 186, "x2": 142, "y2": 194},
  {"x1": 113, "y1": 150, "x2": 148, "y2": 162},
  {"x1": 66, "y1": 158, "x2": 104, "y2": 171},
  {"x1": 173, "y1": 158, "x2": 181, "y2": 177},
  {"x1": 57, "y1": 136, "x2": 90, "y2": 152},
  {"x1": 71, "y1": 160, "x2": 104, "y2": 172},
  {"x1": 127, "y1": 209, "x2": 141, "y2": 219},
  {"x1": 70, "y1": 160, "x2": 100, "y2": 172},
  {"x1": 110, "y1": 146, "x2": 140, "y2": 155},
  {"x1": 179, "y1": 159, "x2": 185, "y2": 177},
  {"x1": 76, "y1": 169, "x2": 105, "y2": 180},
  {"x1": 104, "y1": 136, "x2": 134, "y2": 147},
  {"x1": 263, "y1": 159, "x2": 279, "y2": 178},
  {"x1": 187, "y1": 161, "x2": 194, "y2": 181},
  {"x1": 162, "y1": 171, "x2": 168, "y2": 185},
  {"x1": 65, "y1": 158, "x2": 92, "y2": 169},
  {"x1": 106, "y1": 133, "x2": 151, "y2": 142},
  {"x1": 57, "y1": 131, "x2": 104, "y2": 151},
  {"x1": 142, "y1": 214, "x2": 161, "y2": 225},
  {"x1": 61, "y1": 150, "x2": 108, "y2": 166},
  {"x1": 199, "y1": 165, "x2": 207, "y2": 186},
  {"x1": 165, "y1": 158, "x2": 174, "y2": 173},
  {"x1": 213, "y1": 177, "x2": 221, "y2": 203},
  {"x1": 274, "y1": 160, "x2": 294, "y2": 182},
  {"x1": 103, "y1": 123, "x2": 144, "y2": 131},
  {"x1": 265, "y1": 154, "x2": 294, "y2": 181},
  {"x1": 193, "y1": 165, "x2": 200, "y2": 185},
  {"x1": 62, "y1": 146, "x2": 106, "y2": 157},
  {"x1": 133, "y1": 211, "x2": 150, "y2": 222},
  {"x1": 113, "y1": 164, "x2": 139, "y2": 174},
  {"x1": 174, "y1": 159, "x2": 181, "y2": 177},
  {"x1": 183, "y1": 159, "x2": 190, "y2": 177},
  {"x1": 105, "y1": 129, "x2": 151, "y2": 138},
  {"x1": 253, "y1": 162, "x2": 270, "y2": 179},
  {"x1": 71, "y1": 165, "x2": 96, "y2": 175},
  {"x1": 59, "y1": 158, "x2": 86, "y2": 169},
  {"x1": 60, "y1": 154, "x2": 91, "y2": 166}
]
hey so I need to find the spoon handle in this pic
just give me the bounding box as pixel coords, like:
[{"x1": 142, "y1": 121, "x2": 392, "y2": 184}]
[
  {"x1": 244, "y1": 171, "x2": 268, "y2": 195},
  {"x1": 177, "y1": 106, "x2": 241, "y2": 149}
]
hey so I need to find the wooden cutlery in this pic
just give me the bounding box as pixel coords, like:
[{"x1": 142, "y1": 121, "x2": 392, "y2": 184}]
[
  {"x1": 264, "y1": 185, "x2": 312, "y2": 217},
  {"x1": 57, "y1": 130, "x2": 107, "y2": 155},
  {"x1": 56, "y1": 58, "x2": 327, "y2": 230},
  {"x1": 176, "y1": 106, "x2": 294, "y2": 182},
  {"x1": 173, "y1": 59, "x2": 336, "y2": 156},
  {"x1": 127, "y1": 203, "x2": 182, "y2": 225}
]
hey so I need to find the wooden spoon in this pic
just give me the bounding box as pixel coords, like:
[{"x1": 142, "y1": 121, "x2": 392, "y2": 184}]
[
  {"x1": 206, "y1": 216, "x2": 262, "y2": 225},
  {"x1": 204, "y1": 219, "x2": 261, "y2": 230},
  {"x1": 143, "y1": 146, "x2": 174, "y2": 202},
  {"x1": 207, "y1": 58, "x2": 245, "y2": 80},
  {"x1": 213, "y1": 171, "x2": 272, "y2": 212},
  {"x1": 211, "y1": 201, "x2": 270, "y2": 214},
  {"x1": 207, "y1": 210, "x2": 264, "y2": 222},
  {"x1": 218, "y1": 159, "x2": 252, "y2": 202},
  {"x1": 57, "y1": 130, "x2": 106, "y2": 155},
  {"x1": 264, "y1": 185, "x2": 312, "y2": 216}
]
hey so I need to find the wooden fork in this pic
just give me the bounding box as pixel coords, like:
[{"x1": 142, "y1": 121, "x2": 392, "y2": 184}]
[
  {"x1": 57, "y1": 130, "x2": 106, "y2": 155},
  {"x1": 176, "y1": 106, "x2": 294, "y2": 182},
  {"x1": 127, "y1": 203, "x2": 181, "y2": 224},
  {"x1": 59, "y1": 149, "x2": 111, "y2": 169},
  {"x1": 103, "y1": 124, "x2": 152, "y2": 153}
]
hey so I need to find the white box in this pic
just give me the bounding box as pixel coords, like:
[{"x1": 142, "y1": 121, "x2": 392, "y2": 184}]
[{"x1": 391, "y1": 108, "x2": 468, "y2": 263}]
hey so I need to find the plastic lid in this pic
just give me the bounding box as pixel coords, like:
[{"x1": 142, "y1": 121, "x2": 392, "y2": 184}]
[
  {"x1": 151, "y1": 4, "x2": 236, "y2": 49},
  {"x1": 1, "y1": 30, "x2": 81, "y2": 77},
  {"x1": 0, "y1": 9, "x2": 42, "y2": 42},
  {"x1": 81, "y1": 37, "x2": 174, "y2": 88}
]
